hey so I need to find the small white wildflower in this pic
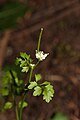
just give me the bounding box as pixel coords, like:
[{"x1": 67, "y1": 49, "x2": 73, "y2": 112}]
[
  {"x1": 41, "y1": 28, "x2": 43, "y2": 31},
  {"x1": 36, "y1": 50, "x2": 49, "y2": 61},
  {"x1": 30, "y1": 64, "x2": 35, "y2": 69}
]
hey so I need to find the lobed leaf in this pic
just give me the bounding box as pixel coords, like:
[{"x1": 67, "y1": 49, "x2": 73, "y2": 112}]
[
  {"x1": 16, "y1": 58, "x2": 22, "y2": 65},
  {"x1": 21, "y1": 66, "x2": 29, "y2": 73},
  {"x1": 28, "y1": 82, "x2": 37, "y2": 89},
  {"x1": 4, "y1": 102, "x2": 13, "y2": 110},
  {"x1": 33, "y1": 86, "x2": 42, "y2": 96},
  {"x1": 35, "y1": 74, "x2": 42, "y2": 82},
  {"x1": 20, "y1": 52, "x2": 30, "y2": 59},
  {"x1": 42, "y1": 84, "x2": 54, "y2": 103},
  {"x1": 20, "y1": 60, "x2": 27, "y2": 68}
]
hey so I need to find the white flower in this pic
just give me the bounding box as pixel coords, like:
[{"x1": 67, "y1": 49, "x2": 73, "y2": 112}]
[
  {"x1": 36, "y1": 50, "x2": 49, "y2": 61},
  {"x1": 30, "y1": 64, "x2": 35, "y2": 69}
]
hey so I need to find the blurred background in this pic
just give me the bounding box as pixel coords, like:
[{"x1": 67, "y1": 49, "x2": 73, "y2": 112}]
[{"x1": 0, "y1": 0, "x2": 80, "y2": 120}]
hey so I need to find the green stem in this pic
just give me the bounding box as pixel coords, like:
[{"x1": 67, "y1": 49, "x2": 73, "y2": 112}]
[
  {"x1": 29, "y1": 68, "x2": 33, "y2": 83},
  {"x1": 13, "y1": 97, "x2": 19, "y2": 120},
  {"x1": 19, "y1": 28, "x2": 44, "y2": 119},
  {"x1": 19, "y1": 93, "x2": 26, "y2": 120},
  {"x1": 37, "y1": 28, "x2": 43, "y2": 52},
  {"x1": 12, "y1": 90, "x2": 19, "y2": 120},
  {"x1": 19, "y1": 104, "x2": 23, "y2": 120},
  {"x1": 35, "y1": 60, "x2": 40, "y2": 68},
  {"x1": 16, "y1": 105, "x2": 19, "y2": 120}
]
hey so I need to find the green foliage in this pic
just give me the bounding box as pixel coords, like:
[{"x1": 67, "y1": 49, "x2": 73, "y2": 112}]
[
  {"x1": 0, "y1": 2, "x2": 31, "y2": 30},
  {"x1": 16, "y1": 52, "x2": 33, "y2": 73},
  {"x1": 35, "y1": 74, "x2": 42, "y2": 82},
  {"x1": 0, "y1": 69, "x2": 24, "y2": 98},
  {"x1": 28, "y1": 81, "x2": 37, "y2": 89},
  {"x1": 42, "y1": 83, "x2": 54, "y2": 103},
  {"x1": 19, "y1": 101, "x2": 28, "y2": 109},
  {"x1": 0, "y1": 28, "x2": 54, "y2": 120},
  {"x1": 1, "y1": 88, "x2": 9, "y2": 96},
  {"x1": 3, "y1": 64, "x2": 22, "y2": 78},
  {"x1": 0, "y1": 71, "x2": 12, "y2": 96},
  {"x1": 4, "y1": 102, "x2": 13, "y2": 110},
  {"x1": 28, "y1": 76, "x2": 54, "y2": 103},
  {"x1": 22, "y1": 66, "x2": 29, "y2": 73},
  {"x1": 33, "y1": 86, "x2": 42, "y2": 96},
  {"x1": 2, "y1": 71, "x2": 12, "y2": 86},
  {"x1": 20, "y1": 52, "x2": 31, "y2": 60},
  {"x1": 51, "y1": 112, "x2": 69, "y2": 120}
]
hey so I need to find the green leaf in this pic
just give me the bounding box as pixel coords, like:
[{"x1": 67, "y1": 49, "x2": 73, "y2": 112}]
[
  {"x1": 16, "y1": 53, "x2": 33, "y2": 70},
  {"x1": 33, "y1": 86, "x2": 42, "y2": 96},
  {"x1": 29, "y1": 58, "x2": 33, "y2": 63},
  {"x1": 42, "y1": 84, "x2": 54, "y2": 103},
  {"x1": 20, "y1": 60, "x2": 27, "y2": 68},
  {"x1": 45, "y1": 84, "x2": 54, "y2": 92},
  {"x1": 16, "y1": 58, "x2": 22, "y2": 65},
  {"x1": 2, "y1": 71, "x2": 12, "y2": 86},
  {"x1": 15, "y1": 77, "x2": 19, "y2": 85},
  {"x1": 18, "y1": 80, "x2": 24, "y2": 86},
  {"x1": 16, "y1": 87, "x2": 21, "y2": 95},
  {"x1": 52, "y1": 112, "x2": 69, "y2": 120},
  {"x1": 21, "y1": 66, "x2": 29, "y2": 73},
  {"x1": 0, "y1": 2, "x2": 28, "y2": 30},
  {"x1": 28, "y1": 82, "x2": 37, "y2": 89},
  {"x1": 20, "y1": 52, "x2": 33, "y2": 63},
  {"x1": 11, "y1": 70, "x2": 20, "y2": 85},
  {"x1": 42, "y1": 81, "x2": 50, "y2": 85},
  {"x1": 20, "y1": 52, "x2": 30, "y2": 59},
  {"x1": 35, "y1": 74, "x2": 42, "y2": 82},
  {"x1": 1, "y1": 88, "x2": 9, "y2": 96},
  {"x1": 12, "y1": 70, "x2": 17, "y2": 79},
  {"x1": 4, "y1": 102, "x2": 13, "y2": 110},
  {"x1": 19, "y1": 101, "x2": 28, "y2": 109}
]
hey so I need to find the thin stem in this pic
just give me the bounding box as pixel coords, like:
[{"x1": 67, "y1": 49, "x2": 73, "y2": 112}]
[
  {"x1": 19, "y1": 103, "x2": 23, "y2": 120},
  {"x1": 37, "y1": 28, "x2": 43, "y2": 52},
  {"x1": 19, "y1": 93, "x2": 27, "y2": 120},
  {"x1": 16, "y1": 106, "x2": 19, "y2": 120},
  {"x1": 13, "y1": 95, "x2": 19, "y2": 120},
  {"x1": 29, "y1": 68, "x2": 33, "y2": 83},
  {"x1": 18, "y1": 28, "x2": 44, "y2": 119},
  {"x1": 35, "y1": 60, "x2": 40, "y2": 68},
  {"x1": 11, "y1": 83, "x2": 19, "y2": 120}
]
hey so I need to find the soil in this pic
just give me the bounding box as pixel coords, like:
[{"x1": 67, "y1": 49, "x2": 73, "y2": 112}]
[{"x1": 0, "y1": 0, "x2": 80, "y2": 120}]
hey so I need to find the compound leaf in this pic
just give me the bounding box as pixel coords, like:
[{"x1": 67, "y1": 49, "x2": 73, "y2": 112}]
[{"x1": 43, "y1": 84, "x2": 54, "y2": 103}]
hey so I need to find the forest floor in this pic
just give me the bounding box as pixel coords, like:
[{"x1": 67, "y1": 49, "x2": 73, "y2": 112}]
[{"x1": 0, "y1": 0, "x2": 80, "y2": 120}]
